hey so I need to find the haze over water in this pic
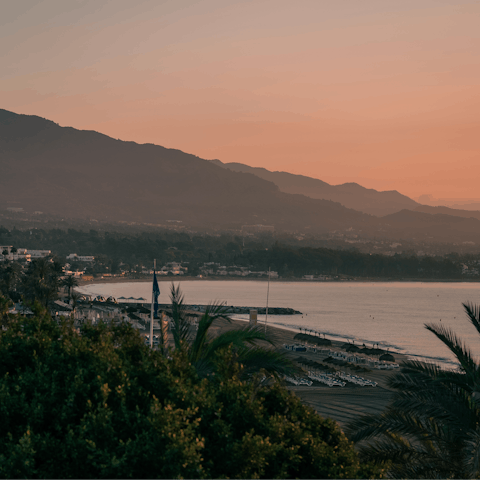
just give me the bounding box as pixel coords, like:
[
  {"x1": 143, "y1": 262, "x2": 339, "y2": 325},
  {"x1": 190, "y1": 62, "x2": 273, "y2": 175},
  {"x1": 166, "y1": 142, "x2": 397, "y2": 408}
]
[{"x1": 78, "y1": 280, "x2": 480, "y2": 368}]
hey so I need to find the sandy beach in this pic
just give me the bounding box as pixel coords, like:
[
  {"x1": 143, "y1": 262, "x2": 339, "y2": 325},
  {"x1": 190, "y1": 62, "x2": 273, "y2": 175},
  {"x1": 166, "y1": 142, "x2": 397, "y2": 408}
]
[{"x1": 206, "y1": 316, "x2": 400, "y2": 427}]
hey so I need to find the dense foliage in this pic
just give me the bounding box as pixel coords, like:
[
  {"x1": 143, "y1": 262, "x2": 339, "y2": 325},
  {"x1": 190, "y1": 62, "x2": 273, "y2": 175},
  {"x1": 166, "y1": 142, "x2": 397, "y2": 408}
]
[
  {"x1": 0, "y1": 257, "x2": 63, "y2": 305},
  {"x1": 347, "y1": 303, "x2": 480, "y2": 478},
  {"x1": 0, "y1": 312, "x2": 381, "y2": 478},
  {"x1": 0, "y1": 225, "x2": 468, "y2": 279}
]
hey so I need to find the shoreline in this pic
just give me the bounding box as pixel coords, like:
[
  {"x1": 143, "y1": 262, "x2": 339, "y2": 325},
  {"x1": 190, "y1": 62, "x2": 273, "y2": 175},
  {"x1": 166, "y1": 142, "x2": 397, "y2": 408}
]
[
  {"x1": 75, "y1": 278, "x2": 462, "y2": 370},
  {"x1": 229, "y1": 316, "x2": 410, "y2": 363},
  {"x1": 217, "y1": 317, "x2": 404, "y2": 426}
]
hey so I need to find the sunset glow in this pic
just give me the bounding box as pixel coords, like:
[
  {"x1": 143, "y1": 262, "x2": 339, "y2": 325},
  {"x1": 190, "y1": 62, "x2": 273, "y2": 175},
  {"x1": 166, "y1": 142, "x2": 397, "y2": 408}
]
[{"x1": 2, "y1": 0, "x2": 479, "y2": 200}]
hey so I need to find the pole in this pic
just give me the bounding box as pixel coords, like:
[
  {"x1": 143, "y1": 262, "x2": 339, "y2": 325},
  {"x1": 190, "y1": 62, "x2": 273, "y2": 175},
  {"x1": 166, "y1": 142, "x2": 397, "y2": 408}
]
[
  {"x1": 265, "y1": 267, "x2": 270, "y2": 334},
  {"x1": 150, "y1": 259, "x2": 155, "y2": 348},
  {"x1": 161, "y1": 311, "x2": 168, "y2": 348}
]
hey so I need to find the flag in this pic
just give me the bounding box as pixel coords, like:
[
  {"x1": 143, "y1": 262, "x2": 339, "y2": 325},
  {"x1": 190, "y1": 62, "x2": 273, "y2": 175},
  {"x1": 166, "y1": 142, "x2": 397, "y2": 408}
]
[{"x1": 152, "y1": 270, "x2": 160, "y2": 319}]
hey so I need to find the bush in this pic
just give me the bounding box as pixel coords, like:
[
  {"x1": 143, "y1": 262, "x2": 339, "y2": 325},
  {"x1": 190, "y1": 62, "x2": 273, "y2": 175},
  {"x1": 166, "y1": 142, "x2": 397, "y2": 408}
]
[{"x1": 0, "y1": 314, "x2": 381, "y2": 478}]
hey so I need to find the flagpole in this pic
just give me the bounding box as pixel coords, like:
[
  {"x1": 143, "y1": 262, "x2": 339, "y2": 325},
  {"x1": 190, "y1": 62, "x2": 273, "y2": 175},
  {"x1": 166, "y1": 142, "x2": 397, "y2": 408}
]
[
  {"x1": 150, "y1": 259, "x2": 155, "y2": 348},
  {"x1": 265, "y1": 266, "x2": 270, "y2": 334}
]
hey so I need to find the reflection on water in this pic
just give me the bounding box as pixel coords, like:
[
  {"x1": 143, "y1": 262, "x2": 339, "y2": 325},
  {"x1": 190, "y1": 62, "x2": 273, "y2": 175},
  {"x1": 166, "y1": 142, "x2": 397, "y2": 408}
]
[{"x1": 77, "y1": 280, "x2": 480, "y2": 368}]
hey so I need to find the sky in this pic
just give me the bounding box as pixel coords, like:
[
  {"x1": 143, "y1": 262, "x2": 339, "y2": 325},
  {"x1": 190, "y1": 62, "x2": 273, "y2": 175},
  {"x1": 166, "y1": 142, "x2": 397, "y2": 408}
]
[{"x1": 2, "y1": 0, "x2": 479, "y2": 202}]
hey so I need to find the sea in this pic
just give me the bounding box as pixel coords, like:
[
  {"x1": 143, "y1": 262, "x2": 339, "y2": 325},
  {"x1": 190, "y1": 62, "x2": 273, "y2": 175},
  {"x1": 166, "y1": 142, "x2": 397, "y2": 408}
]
[{"x1": 77, "y1": 280, "x2": 480, "y2": 369}]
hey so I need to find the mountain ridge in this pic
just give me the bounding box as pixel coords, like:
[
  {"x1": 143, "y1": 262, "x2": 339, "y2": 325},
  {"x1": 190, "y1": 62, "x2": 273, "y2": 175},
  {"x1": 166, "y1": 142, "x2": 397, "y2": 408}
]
[
  {"x1": 0, "y1": 109, "x2": 371, "y2": 233},
  {"x1": 3, "y1": 108, "x2": 480, "y2": 244},
  {"x1": 211, "y1": 160, "x2": 419, "y2": 216}
]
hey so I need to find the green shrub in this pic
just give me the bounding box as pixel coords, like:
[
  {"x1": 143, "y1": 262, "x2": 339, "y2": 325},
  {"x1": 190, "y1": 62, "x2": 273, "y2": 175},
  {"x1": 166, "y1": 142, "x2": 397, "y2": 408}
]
[{"x1": 0, "y1": 314, "x2": 381, "y2": 478}]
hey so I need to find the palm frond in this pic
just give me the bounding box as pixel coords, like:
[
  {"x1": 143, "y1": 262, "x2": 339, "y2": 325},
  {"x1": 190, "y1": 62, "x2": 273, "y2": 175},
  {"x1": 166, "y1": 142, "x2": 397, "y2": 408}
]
[
  {"x1": 189, "y1": 301, "x2": 230, "y2": 363},
  {"x1": 397, "y1": 358, "x2": 443, "y2": 377},
  {"x1": 464, "y1": 302, "x2": 480, "y2": 337},
  {"x1": 357, "y1": 433, "x2": 446, "y2": 474},
  {"x1": 348, "y1": 409, "x2": 432, "y2": 443},
  {"x1": 348, "y1": 302, "x2": 480, "y2": 478},
  {"x1": 234, "y1": 346, "x2": 300, "y2": 378},
  {"x1": 169, "y1": 283, "x2": 192, "y2": 350},
  {"x1": 200, "y1": 326, "x2": 272, "y2": 361},
  {"x1": 385, "y1": 367, "x2": 477, "y2": 437},
  {"x1": 353, "y1": 408, "x2": 465, "y2": 478},
  {"x1": 464, "y1": 430, "x2": 480, "y2": 477},
  {"x1": 353, "y1": 415, "x2": 467, "y2": 478},
  {"x1": 425, "y1": 322, "x2": 477, "y2": 373},
  {"x1": 394, "y1": 360, "x2": 477, "y2": 395},
  {"x1": 392, "y1": 392, "x2": 473, "y2": 430}
]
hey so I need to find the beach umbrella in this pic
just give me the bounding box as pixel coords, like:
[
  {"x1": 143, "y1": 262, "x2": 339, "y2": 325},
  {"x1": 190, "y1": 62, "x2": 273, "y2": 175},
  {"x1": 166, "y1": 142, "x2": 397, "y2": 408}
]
[{"x1": 380, "y1": 353, "x2": 395, "y2": 362}]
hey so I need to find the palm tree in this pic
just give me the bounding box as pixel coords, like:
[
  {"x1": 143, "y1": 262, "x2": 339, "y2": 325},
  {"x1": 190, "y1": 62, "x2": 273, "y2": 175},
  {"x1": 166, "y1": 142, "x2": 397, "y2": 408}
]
[
  {"x1": 0, "y1": 295, "x2": 13, "y2": 327},
  {"x1": 22, "y1": 257, "x2": 61, "y2": 308},
  {"x1": 70, "y1": 291, "x2": 81, "y2": 314},
  {"x1": 168, "y1": 283, "x2": 298, "y2": 379},
  {"x1": 347, "y1": 302, "x2": 480, "y2": 479},
  {"x1": 62, "y1": 275, "x2": 79, "y2": 299},
  {"x1": 0, "y1": 261, "x2": 22, "y2": 299}
]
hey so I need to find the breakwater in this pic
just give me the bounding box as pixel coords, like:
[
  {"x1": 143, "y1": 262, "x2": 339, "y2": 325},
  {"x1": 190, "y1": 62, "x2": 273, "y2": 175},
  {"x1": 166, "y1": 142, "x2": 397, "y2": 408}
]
[{"x1": 153, "y1": 304, "x2": 302, "y2": 315}]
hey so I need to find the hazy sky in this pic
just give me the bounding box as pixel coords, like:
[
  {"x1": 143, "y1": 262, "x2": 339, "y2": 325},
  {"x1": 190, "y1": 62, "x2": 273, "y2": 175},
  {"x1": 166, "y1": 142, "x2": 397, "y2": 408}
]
[{"x1": 2, "y1": 0, "x2": 479, "y2": 200}]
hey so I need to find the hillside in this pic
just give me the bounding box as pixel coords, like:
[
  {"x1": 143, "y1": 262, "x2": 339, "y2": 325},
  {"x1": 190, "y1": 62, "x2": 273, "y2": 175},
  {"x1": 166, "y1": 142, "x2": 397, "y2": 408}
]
[
  {"x1": 4, "y1": 109, "x2": 480, "y2": 245},
  {"x1": 371, "y1": 210, "x2": 480, "y2": 244},
  {"x1": 414, "y1": 205, "x2": 480, "y2": 222},
  {"x1": 0, "y1": 109, "x2": 371, "y2": 233},
  {"x1": 211, "y1": 160, "x2": 419, "y2": 216}
]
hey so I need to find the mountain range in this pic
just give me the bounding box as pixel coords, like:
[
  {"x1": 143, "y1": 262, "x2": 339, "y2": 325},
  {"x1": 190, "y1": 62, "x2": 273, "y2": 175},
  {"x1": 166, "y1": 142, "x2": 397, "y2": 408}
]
[
  {"x1": 2, "y1": 108, "x2": 480, "y2": 244},
  {"x1": 0, "y1": 109, "x2": 369, "y2": 233},
  {"x1": 211, "y1": 160, "x2": 419, "y2": 216}
]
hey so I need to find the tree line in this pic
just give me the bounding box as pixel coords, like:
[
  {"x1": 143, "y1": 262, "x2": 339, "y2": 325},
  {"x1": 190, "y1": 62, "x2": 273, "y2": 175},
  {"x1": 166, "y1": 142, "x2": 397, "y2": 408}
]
[{"x1": 1, "y1": 226, "x2": 473, "y2": 278}]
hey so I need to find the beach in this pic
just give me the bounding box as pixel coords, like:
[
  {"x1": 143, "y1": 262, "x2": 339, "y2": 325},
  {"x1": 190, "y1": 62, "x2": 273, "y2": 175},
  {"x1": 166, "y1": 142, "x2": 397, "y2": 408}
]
[{"x1": 207, "y1": 316, "x2": 401, "y2": 427}]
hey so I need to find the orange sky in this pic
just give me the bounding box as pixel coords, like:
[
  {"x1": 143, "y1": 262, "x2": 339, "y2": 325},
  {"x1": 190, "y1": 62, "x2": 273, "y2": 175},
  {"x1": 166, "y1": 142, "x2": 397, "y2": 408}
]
[{"x1": 2, "y1": 0, "x2": 479, "y2": 201}]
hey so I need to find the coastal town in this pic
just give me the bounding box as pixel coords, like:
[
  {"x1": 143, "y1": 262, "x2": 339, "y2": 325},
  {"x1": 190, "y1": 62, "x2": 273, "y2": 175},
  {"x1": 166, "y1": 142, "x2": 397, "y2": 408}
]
[
  {"x1": 3, "y1": 236, "x2": 480, "y2": 282},
  {"x1": 2, "y1": 2, "x2": 480, "y2": 474}
]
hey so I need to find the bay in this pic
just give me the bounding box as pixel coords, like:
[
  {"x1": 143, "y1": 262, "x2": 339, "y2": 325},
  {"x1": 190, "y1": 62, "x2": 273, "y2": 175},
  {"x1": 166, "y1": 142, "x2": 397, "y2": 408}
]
[{"x1": 77, "y1": 280, "x2": 480, "y2": 368}]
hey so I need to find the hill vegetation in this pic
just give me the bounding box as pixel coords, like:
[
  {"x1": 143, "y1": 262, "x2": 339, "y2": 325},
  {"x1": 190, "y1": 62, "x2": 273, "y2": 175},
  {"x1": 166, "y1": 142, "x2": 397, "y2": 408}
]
[
  {"x1": 0, "y1": 226, "x2": 473, "y2": 281},
  {"x1": 0, "y1": 109, "x2": 369, "y2": 233},
  {"x1": 3, "y1": 108, "x2": 480, "y2": 243}
]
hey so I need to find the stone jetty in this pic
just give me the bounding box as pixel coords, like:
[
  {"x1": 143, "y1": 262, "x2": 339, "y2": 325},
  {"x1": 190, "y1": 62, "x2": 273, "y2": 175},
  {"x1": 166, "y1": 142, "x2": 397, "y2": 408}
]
[{"x1": 153, "y1": 304, "x2": 302, "y2": 315}]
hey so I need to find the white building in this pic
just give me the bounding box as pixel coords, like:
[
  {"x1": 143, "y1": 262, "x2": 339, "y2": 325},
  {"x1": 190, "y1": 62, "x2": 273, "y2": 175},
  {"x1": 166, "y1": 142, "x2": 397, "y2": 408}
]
[
  {"x1": 0, "y1": 246, "x2": 31, "y2": 262},
  {"x1": 159, "y1": 262, "x2": 187, "y2": 275},
  {"x1": 66, "y1": 254, "x2": 95, "y2": 262},
  {"x1": 28, "y1": 250, "x2": 51, "y2": 258}
]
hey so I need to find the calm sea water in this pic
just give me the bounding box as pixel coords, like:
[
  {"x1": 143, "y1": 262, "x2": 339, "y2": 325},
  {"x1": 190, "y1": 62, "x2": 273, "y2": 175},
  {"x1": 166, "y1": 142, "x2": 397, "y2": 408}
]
[{"x1": 77, "y1": 280, "x2": 480, "y2": 368}]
